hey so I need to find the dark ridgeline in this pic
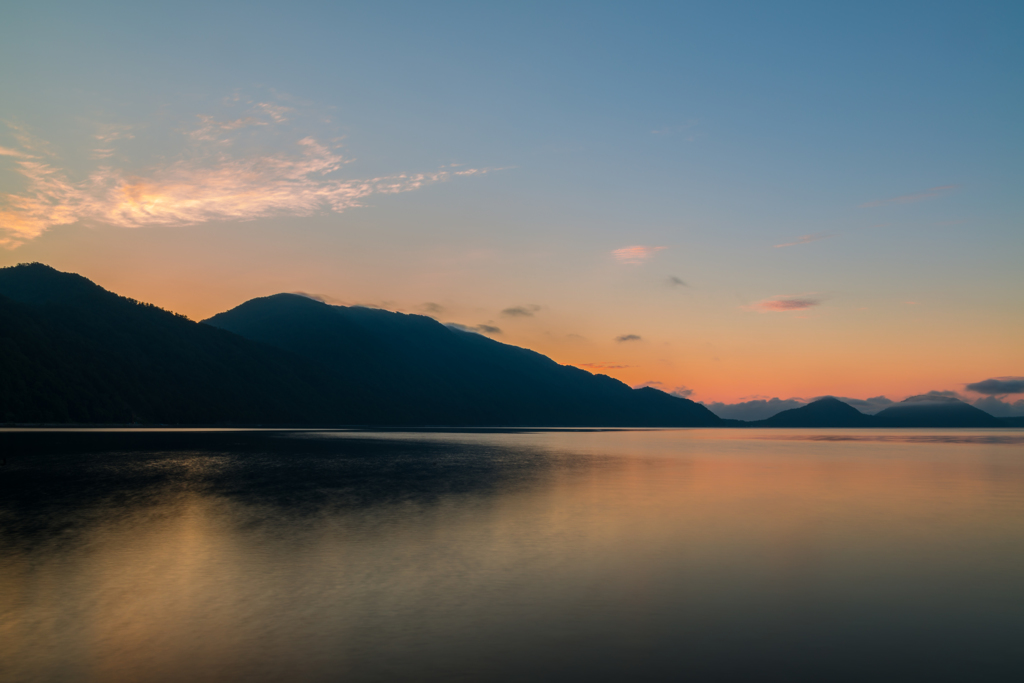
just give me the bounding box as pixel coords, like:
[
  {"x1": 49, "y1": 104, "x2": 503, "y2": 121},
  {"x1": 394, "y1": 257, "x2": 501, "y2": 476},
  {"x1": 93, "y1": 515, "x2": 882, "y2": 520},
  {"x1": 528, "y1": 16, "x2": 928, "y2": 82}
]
[
  {"x1": 0, "y1": 263, "x2": 720, "y2": 427},
  {"x1": 0, "y1": 264, "x2": 347, "y2": 424},
  {"x1": 203, "y1": 292, "x2": 720, "y2": 427},
  {"x1": 872, "y1": 395, "x2": 1004, "y2": 428},
  {"x1": 748, "y1": 396, "x2": 875, "y2": 428},
  {"x1": 0, "y1": 263, "x2": 1015, "y2": 428},
  {"x1": 746, "y1": 395, "x2": 1009, "y2": 428}
]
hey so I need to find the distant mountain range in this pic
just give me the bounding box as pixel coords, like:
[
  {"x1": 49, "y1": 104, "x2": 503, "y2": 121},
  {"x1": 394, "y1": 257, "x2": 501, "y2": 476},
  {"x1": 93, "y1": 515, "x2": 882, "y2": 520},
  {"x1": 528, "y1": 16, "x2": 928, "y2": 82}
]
[
  {"x1": 0, "y1": 264, "x2": 1018, "y2": 428},
  {"x1": 748, "y1": 395, "x2": 1010, "y2": 428}
]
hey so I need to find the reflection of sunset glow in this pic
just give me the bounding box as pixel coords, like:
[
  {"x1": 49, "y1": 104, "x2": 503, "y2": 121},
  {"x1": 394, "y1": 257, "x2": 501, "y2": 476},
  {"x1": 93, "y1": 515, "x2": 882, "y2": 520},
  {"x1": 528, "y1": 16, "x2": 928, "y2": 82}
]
[{"x1": 2, "y1": 431, "x2": 1022, "y2": 681}]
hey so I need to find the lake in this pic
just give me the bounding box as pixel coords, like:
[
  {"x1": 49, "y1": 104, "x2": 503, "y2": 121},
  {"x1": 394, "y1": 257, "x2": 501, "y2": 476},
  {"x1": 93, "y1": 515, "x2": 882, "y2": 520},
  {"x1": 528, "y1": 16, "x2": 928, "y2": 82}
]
[{"x1": 1, "y1": 428, "x2": 1022, "y2": 682}]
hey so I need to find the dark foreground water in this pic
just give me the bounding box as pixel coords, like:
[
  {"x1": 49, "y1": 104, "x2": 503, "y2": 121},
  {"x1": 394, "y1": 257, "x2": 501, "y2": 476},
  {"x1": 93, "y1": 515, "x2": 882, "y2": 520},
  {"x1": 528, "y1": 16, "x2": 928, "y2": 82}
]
[{"x1": 1, "y1": 428, "x2": 1023, "y2": 683}]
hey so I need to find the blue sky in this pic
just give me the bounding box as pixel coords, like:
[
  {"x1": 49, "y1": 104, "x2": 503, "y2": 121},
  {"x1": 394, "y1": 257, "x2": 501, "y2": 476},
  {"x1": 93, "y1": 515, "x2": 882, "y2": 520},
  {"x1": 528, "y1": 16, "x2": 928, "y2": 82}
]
[{"x1": 1, "y1": 0, "x2": 1021, "y2": 403}]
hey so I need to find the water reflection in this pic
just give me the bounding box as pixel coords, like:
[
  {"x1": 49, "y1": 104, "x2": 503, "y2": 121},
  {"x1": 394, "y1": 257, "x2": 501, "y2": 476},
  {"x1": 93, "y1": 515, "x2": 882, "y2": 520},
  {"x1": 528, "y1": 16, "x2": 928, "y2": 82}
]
[{"x1": 1, "y1": 429, "x2": 1023, "y2": 682}]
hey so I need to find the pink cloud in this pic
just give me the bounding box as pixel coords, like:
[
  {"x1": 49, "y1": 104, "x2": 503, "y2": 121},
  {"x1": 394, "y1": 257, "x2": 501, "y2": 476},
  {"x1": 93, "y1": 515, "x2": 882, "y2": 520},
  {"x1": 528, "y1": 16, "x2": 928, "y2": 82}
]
[
  {"x1": 745, "y1": 295, "x2": 821, "y2": 312},
  {"x1": 612, "y1": 245, "x2": 667, "y2": 264},
  {"x1": 0, "y1": 126, "x2": 492, "y2": 248},
  {"x1": 0, "y1": 146, "x2": 34, "y2": 158}
]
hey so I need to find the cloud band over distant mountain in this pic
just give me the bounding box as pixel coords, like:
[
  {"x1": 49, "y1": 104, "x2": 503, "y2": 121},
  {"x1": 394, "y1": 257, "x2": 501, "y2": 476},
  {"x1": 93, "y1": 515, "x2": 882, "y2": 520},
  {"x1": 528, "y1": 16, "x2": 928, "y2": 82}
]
[{"x1": 966, "y1": 377, "x2": 1024, "y2": 395}]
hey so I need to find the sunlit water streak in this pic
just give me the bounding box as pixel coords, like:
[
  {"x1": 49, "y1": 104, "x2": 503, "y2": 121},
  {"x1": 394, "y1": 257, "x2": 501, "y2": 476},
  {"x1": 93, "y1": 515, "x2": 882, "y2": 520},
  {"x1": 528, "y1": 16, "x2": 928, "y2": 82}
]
[{"x1": 1, "y1": 429, "x2": 1022, "y2": 682}]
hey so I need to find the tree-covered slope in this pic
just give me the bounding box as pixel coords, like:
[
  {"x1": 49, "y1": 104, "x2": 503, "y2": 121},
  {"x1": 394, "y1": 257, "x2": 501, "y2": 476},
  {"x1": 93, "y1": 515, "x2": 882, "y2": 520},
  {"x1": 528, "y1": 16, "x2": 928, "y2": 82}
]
[
  {"x1": 0, "y1": 264, "x2": 350, "y2": 424},
  {"x1": 0, "y1": 264, "x2": 721, "y2": 426},
  {"x1": 204, "y1": 293, "x2": 723, "y2": 426}
]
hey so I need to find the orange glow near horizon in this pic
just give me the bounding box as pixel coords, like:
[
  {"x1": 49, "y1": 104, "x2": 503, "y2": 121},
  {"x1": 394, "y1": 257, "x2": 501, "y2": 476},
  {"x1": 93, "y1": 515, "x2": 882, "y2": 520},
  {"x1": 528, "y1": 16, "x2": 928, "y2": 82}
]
[
  {"x1": 12, "y1": 248, "x2": 1010, "y2": 406},
  {"x1": 1, "y1": 7, "x2": 1021, "y2": 411}
]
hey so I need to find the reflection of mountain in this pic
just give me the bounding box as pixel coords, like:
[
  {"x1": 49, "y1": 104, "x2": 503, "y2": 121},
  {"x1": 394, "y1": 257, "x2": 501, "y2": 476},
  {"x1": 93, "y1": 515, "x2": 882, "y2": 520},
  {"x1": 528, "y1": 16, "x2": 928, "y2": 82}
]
[{"x1": 0, "y1": 264, "x2": 719, "y2": 427}]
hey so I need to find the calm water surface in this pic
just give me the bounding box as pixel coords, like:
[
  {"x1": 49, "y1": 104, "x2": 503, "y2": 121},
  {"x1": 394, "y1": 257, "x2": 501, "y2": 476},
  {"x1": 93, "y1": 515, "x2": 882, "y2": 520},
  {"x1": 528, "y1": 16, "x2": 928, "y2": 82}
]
[{"x1": 1, "y1": 428, "x2": 1022, "y2": 682}]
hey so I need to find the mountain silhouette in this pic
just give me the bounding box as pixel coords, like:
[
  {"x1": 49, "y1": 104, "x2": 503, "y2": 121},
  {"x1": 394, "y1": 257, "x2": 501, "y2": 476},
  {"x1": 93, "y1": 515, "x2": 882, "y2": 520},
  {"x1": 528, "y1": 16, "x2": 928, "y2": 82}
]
[
  {"x1": 748, "y1": 396, "x2": 875, "y2": 427},
  {"x1": 0, "y1": 264, "x2": 362, "y2": 424},
  {"x1": 203, "y1": 293, "x2": 722, "y2": 427},
  {"x1": 0, "y1": 264, "x2": 1013, "y2": 428},
  {"x1": 745, "y1": 395, "x2": 1010, "y2": 428},
  {"x1": 873, "y1": 395, "x2": 1003, "y2": 428},
  {"x1": 0, "y1": 264, "x2": 721, "y2": 427}
]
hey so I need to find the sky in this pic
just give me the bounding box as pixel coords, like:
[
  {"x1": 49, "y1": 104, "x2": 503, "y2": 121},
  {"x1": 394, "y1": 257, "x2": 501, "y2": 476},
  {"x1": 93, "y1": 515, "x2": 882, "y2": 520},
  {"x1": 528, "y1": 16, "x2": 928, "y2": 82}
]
[{"x1": 1, "y1": 0, "x2": 1022, "y2": 408}]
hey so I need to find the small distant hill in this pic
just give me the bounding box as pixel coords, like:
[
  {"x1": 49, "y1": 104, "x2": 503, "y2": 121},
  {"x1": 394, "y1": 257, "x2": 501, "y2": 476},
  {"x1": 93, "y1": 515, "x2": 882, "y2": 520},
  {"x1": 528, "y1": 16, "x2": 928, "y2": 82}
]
[
  {"x1": 747, "y1": 396, "x2": 875, "y2": 428},
  {"x1": 873, "y1": 395, "x2": 1004, "y2": 428},
  {"x1": 743, "y1": 395, "x2": 1010, "y2": 428},
  {"x1": 1, "y1": 263, "x2": 1014, "y2": 429},
  {"x1": 0, "y1": 264, "x2": 721, "y2": 427}
]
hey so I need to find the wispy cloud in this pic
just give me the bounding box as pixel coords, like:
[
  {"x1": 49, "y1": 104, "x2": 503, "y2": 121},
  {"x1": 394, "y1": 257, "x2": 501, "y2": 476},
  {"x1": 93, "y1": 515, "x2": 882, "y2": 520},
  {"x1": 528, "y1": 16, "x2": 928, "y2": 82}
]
[
  {"x1": 581, "y1": 362, "x2": 633, "y2": 370},
  {"x1": 861, "y1": 185, "x2": 958, "y2": 208},
  {"x1": 188, "y1": 115, "x2": 268, "y2": 141},
  {"x1": 0, "y1": 110, "x2": 493, "y2": 247},
  {"x1": 745, "y1": 295, "x2": 821, "y2": 312},
  {"x1": 668, "y1": 276, "x2": 688, "y2": 287},
  {"x1": 94, "y1": 125, "x2": 135, "y2": 144},
  {"x1": 291, "y1": 291, "x2": 347, "y2": 305},
  {"x1": 92, "y1": 127, "x2": 134, "y2": 159},
  {"x1": 501, "y1": 304, "x2": 541, "y2": 317},
  {"x1": 256, "y1": 102, "x2": 292, "y2": 123},
  {"x1": 612, "y1": 245, "x2": 667, "y2": 264},
  {"x1": 774, "y1": 232, "x2": 834, "y2": 248},
  {"x1": 616, "y1": 334, "x2": 642, "y2": 342},
  {"x1": 446, "y1": 322, "x2": 501, "y2": 335},
  {"x1": 0, "y1": 146, "x2": 34, "y2": 159},
  {"x1": 965, "y1": 377, "x2": 1024, "y2": 395},
  {"x1": 419, "y1": 302, "x2": 444, "y2": 315},
  {"x1": 633, "y1": 381, "x2": 693, "y2": 398}
]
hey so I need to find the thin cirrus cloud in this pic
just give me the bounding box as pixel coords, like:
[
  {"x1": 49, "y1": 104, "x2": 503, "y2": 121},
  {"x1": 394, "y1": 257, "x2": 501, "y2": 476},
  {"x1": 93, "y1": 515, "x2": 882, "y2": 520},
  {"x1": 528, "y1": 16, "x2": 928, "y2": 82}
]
[
  {"x1": 501, "y1": 304, "x2": 541, "y2": 317},
  {"x1": 418, "y1": 302, "x2": 445, "y2": 315},
  {"x1": 92, "y1": 125, "x2": 136, "y2": 158},
  {"x1": 188, "y1": 115, "x2": 268, "y2": 141},
  {"x1": 616, "y1": 334, "x2": 642, "y2": 342},
  {"x1": 612, "y1": 245, "x2": 667, "y2": 264},
  {"x1": 0, "y1": 146, "x2": 33, "y2": 159},
  {"x1": 0, "y1": 105, "x2": 492, "y2": 248},
  {"x1": 745, "y1": 295, "x2": 821, "y2": 312},
  {"x1": 774, "y1": 232, "x2": 834, "y2": 248},
  {"x1": 446, "y1": 322, "x2": 501, "y2": 335},
  {"x1": 860, "y1": 185, "x2": 958, "y2": 208}
]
